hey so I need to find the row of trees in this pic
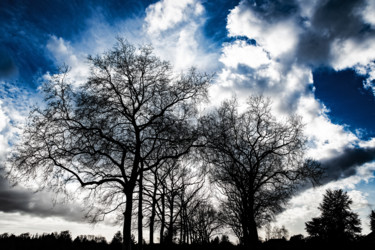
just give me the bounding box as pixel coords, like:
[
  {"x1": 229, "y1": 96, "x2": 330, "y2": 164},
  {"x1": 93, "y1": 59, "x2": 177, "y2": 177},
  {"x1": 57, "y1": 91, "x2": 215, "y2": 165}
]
[
  {"x1": 139, "y1": 160, "x2": 221, "y2": 245},
  {"x1": 0, "y1": 231, "x2": 111, "y2": 250},
  {"x1": 6, "y1": 39, "x2": 323, "y2": 250},
  {"x1": 1, "y1": 189, "x2": 374, "y2": 249}
]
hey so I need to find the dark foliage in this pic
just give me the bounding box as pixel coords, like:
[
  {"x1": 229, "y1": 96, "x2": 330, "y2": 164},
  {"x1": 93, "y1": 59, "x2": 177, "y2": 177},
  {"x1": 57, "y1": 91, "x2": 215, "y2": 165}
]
[
  {"x1": 0, "y1": 231, "x2": 111, "y2": 250},
  {"x1": 370, "y1": 210, "x2": 375, "y2": 233},
  {"x1": 1, "y1": 230, "x2": 375, "y2": 250},
  {"x1": 305, "y1": 189, "x2": 361, "y2": 242}
]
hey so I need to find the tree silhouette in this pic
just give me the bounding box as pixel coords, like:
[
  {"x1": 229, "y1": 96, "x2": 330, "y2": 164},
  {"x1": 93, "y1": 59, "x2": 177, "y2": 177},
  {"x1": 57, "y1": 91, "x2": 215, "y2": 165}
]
[
  {"x1": 187, "y1": 200, "x2": 222, "y2": 244},
  {"x1": 200, "y1": 96, "x2": 323, "y2": 248},
  {"x1": 305, "y1": 189, "x2": 361, "y2": 241},
  {"x1": 7, "y1": 39, "x2": 209, "y2": 250},
  {"x1": 370, "y1": 210, "x2": 375, "y2": 233},
  {"x1": 110, "y1": 231, "x2": 122, "y2": 247}
]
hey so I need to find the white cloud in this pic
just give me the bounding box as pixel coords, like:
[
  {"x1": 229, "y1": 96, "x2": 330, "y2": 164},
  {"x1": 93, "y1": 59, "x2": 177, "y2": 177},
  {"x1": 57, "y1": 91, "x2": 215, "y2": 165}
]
[
  {"x1": 0, "y1": 103, "x2": 10, "y2": 161},
  {"x1": 331, "y1": 37, "x2": 375, "y2": 71},
  {"x1": 144, "y1": 0, "x2": 219, "y2": 72},
  {"x1": 296, "y1": 95, "x2": 359, "y2": 160},
  {"x1": 145, "y1": 0, "x2": 203, "y2": 34},
  {"x1": 220, "y1": 41, "x2": 270, "y2": 69},
  {"x1": 355, "y1": 62, "x2": 375, "y2": 96},
  {"x1": 361, "y1": 0, "x2": 375, "y2": 27},
  {"x1": 0, "y1": 83, "x2": 36, "y2": 163},
  {"x1": 44, "y1": 0, "x2": 218, "y2": 86},
  {"x1": 45, "y1": 36, "x2": 90, "y2": 86},
  {"x1": 227, "y1": 2, "x2": 300, "y2": 58}
]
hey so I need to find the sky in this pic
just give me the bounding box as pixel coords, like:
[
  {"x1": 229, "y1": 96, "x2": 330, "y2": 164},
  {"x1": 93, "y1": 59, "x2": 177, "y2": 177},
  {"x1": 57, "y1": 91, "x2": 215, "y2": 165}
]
[{"x1": 1, "y1": 0, "x2": 375, "y2": 242}]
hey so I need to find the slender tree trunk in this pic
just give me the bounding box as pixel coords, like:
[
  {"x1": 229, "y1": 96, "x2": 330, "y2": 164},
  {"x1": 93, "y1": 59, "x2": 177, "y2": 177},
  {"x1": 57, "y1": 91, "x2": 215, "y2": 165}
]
[
  {"x1": 138, "y1": 168, "x2": 143, "y2": 250},
  {"x1": 179, "y1": 209, "x2": 183, "y2": 244},
  {"x1": 185, "y1": 216, "x2": 189, "y2": 244},
  {"x1": 167, "y1": 194, "x2": 174, "y2": 244},
  {"x1": 149, "y1": 205, "x2": 155, "y2": 244},
  {"x1": 182, "y1": 209, "x2": 186, "y2": 244},
  {"x1": 180, "y1": 191, "x2": 185, "y2": 244},
  {"x1": 149, "y1": 171, "x2": 158, "y2": 244},
  {"x1": 123, "y1": 191, "x2": 134, "y2": 250},
  {"x1": 160, "y1": 189, "x2": 165, "y2": 244}
]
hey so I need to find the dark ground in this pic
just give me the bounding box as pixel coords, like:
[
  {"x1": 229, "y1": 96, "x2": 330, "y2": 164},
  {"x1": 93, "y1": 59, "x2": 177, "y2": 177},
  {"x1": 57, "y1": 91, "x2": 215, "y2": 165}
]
[{"x1": 1, "y1": 232, "x2": 375, "y2": 250}]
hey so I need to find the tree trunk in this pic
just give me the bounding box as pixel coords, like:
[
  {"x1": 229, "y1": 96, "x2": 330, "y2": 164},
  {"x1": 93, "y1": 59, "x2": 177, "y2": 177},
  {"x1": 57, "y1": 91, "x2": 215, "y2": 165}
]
[
  {"x1": 247, "y1": 203, "x2": 259, "y2": 249},
  {"x1": 167, "y1": 194, "x2": 175, "y2": 244},
  {"x1": 149, "y1": 171, "x2": 158, "y2": 244},
  {"x1": 138, "y1": 169, "x2": 143, "y2": 250},
  {"x1": 249, "y1": 217, "x2": 259, "y2": 248},
  {"x1": 149, "y1": 205, "x2": 155, "y2": 244},
  {"x1": 160, "y1": 189, "x2": 165, "y2": 244},
  {"x1": 179, "y1": 209, "x2": 183, "y2": 244},
  {"x1": 123, "y1": 191, "x2": 134, "y2": 250}
]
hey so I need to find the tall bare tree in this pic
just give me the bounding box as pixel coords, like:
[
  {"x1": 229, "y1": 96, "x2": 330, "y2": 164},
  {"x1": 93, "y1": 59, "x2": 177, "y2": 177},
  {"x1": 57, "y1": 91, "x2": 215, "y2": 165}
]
[
  {"x1": 200, "y1": 96, "x2": 323, "y2": 248},
  {"x1": 7, "y1": 39, "x2": 209, "y2": 250}
]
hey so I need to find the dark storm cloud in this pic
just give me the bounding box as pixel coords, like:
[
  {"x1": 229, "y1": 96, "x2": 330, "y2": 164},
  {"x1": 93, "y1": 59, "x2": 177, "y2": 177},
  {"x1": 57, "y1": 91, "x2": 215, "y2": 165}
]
[
  {"x1": 0, "y1": 172, "x2": 85, "y2": 222},
  {"x1": 320, "y1": 146, "x2": 375, "y2": 183},
  {"x1": 240, "y1": 0, "x2": 375, "y2": 67},
  {"x1": 296, "y1": 0, "x2": 373, "y2": 66}
]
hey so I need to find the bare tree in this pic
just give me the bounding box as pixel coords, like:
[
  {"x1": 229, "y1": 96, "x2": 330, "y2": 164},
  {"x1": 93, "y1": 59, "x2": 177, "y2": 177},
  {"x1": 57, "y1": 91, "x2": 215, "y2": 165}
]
[
  {"x1": 154, "y1": 160, "x2": 204, "y2": 244},
  {"x1": 188, "y1": 200, "x2": 222, "y2": 244},
  {"x1": 200, "y1": 96, "x2": 323, "y2": 248},
  {"x1": 6, "y1": 39, "x2": 209, "y2": 250},
  {"x1": 142, "y1": 157, "x2": 207, "y2": 245}
]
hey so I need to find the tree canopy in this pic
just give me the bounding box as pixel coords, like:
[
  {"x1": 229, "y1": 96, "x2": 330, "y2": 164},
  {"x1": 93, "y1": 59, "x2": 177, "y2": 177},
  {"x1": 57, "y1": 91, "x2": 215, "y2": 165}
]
[
  {"x1": 305, "y1": 189, "x2": 361, "y2": 241},
  {"x1": 7, "y1": 39, "x2": 209, "y2": 250},
  {"x1": 200, "y1": 96, "x2": 323, "y2": 247}
]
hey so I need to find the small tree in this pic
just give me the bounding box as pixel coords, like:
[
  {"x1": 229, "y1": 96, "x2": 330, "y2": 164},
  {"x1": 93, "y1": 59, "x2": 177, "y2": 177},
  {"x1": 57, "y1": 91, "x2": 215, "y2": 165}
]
[
  {"x1": 111, "y1": 231, "x2": 123, "y2": 246},
  {"x1": 305, "y1": 189, "x2": 361, "y2": 241},
  {"x1": 271, "y1": 225, "x2": 289, "y2": 240}
]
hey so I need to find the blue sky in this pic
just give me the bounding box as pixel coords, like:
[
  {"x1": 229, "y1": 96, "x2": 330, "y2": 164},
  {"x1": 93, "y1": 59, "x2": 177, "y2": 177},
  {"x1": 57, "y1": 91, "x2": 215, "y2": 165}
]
[{"x1": 1, "y1": 0, "x2": 375, "y2": 241}]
